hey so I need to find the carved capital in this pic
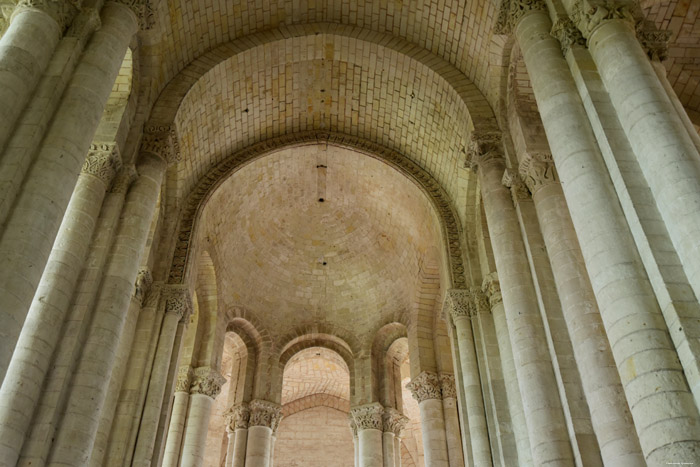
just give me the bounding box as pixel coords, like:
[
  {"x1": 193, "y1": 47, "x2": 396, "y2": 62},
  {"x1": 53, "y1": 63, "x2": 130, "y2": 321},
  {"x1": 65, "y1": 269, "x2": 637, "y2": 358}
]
[
  {"x1": 66, "y1": 7, "x2": 100, "y2": 39},
  {"x1": 482, "y1": 272, "x2": 503, "y2": 307},
  {"x1": 141, "y1": 125, "x2": 181, "y2": 164},
  {"x1": 382, "y1": 408, "x2": 409, "y2": 436},
  {"x1": 134, "y1": 268, "x2": 152, "y2": 304},
  {"x1": 443, "y1": 288, "x2": 488, "y2": 321},
  {"x1": 248, "y1": 399, "x2": 283, "y2": 430},
  {"x1": 350, "y1": 402, "x2": 384, "y2": 431},
  {"x1": 189, "y1": 366, "x2": 226, "y2": 398},
  {"x1": 519, "y1": 152, "x2": 558, "y2": 194},
  {"x1": 636, "y1": 19, "x2": 671, "y2": 61},
  {"x1": 175, "y1": 366, "x2": 193, "y2": 392},
  {"x1": 113, "y1": 0, "x2": 154, "y2": 30},
  {"x1": 142, "y1": 282, "x2": 162, "y2": 309},
  {"x1": 109, "y1": 164, "x2": 138, "y2": 194},
  {"x1": 13, "y1": 0, "x2": 80, "y2": 33},
  {"x1": 551, "y1": 18, "x2": 587, "y2": 55},
  {"x1": 162, "y1": 285, "x2": 192, "y2": 323},
  {"x1": 466, "y1": 131, "x2": 503, "y2": 172},
  {"x1": 348, "y1": 414, "x2": 358, "y2": 437},
  {"x1": 571, "y1": 0, "x2": 637, "y2": 39},
  {"x1": 502, "y1": 168, "x2": 531, "y2": 202},
  {"x1": 82, "y1": 143, "x2": 121, "y2": 186},
  {"x1": 406, "y1": 371, "x2": 442, "y2": 403},
  {"x1": 440, "y1": 373, "x2": 457, "y2": 399},
  {"x1": 224, "y1": 403, "x2": 250, "y2": 432},
  {"x1": 495, "y1": 0, "x2": 548, "y2": 35}
]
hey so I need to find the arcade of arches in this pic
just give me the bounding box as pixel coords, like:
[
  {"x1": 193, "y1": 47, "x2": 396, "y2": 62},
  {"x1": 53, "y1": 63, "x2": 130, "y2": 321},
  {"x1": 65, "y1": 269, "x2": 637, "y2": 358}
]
[{"x1": 0, "y1": 0, "x2": 699, "y2": 466}]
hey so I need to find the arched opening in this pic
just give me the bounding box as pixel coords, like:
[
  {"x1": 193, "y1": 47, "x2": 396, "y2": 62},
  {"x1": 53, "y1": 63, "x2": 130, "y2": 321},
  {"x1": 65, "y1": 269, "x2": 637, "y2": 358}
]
[{"x1": 276, "y1": 347, "x2": 353, "y2": 466}]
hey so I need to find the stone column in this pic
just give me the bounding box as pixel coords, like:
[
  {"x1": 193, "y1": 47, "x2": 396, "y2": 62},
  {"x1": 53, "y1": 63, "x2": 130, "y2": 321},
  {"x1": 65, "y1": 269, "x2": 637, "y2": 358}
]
[
  {"x1": 439, "y1": 374, "x2": 465, "y2": 467},
  {"x1": 161, "y1": 367, "x2": 194, "y2": 467},
  {"x1": 133, "y1": 286, "x2": 193, "y2": 466},
  {"x1": 45, "y1": 149, "x2": 167, "y2": 466},
  {"x1": 90, "y1": 269, "x2": 153, "y2": 467},
  {"x1": 0, "y1": 0, "x2": 139, "y2": 381},
  {"x1": 579, "y1": 6, "x2": 700, "y2": 304},
  {"x1": 468, "y1": 132, "x2": 574, "y2": 466},
  {"x1": 406, "y1": 371, "x2": 450, "y2": 467},
  {"x1": 504, "y1": 2, "x2": 700, "y2": 462},
  {"x1": 222, "y1": 403, "x2": 250, "y2": 467},
  {"x1": 105, "y1": 284, "x2": 164, "y2": 466},
  {"x1": 482, "y1": 273, "x2": 532, "y2": 467},
  {"x1": 382, "y1": 408, "x2": 408, "y2": 467},
  {"x1": 443, "y1": 289, "x2": 491, "y2": 466},
  {"x1": 350, "y1": 403, "x2": 384, "y2": 467},
  {"x1": 393, "y1": 436, "x2": 401, "y2": 467},
  {"x1": 0, "y1": 0, "x2": 75, "y2": 154},
  {"x1": 519, "y1": 151, "x2": 644, "y2": 464},
  {"x1": 244, "y1": 399, "x2": 283, "y2": 467},
  {"x1": 0, "y1": 145, "x2": 119, "y2": 466},
  {"x1": 180, "y1": 367, "x2": 226, "y2": 467}
]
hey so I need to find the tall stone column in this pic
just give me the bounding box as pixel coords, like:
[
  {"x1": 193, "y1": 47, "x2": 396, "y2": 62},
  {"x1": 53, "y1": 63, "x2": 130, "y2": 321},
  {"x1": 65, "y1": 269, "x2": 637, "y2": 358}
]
[
  {"x1": 161, "y1": 367, "x2": 193, "y2": 467},
  {"x1": 482, "y1": 273, "x2": 532, "y2": 467},
  {"x1": 180, "y1": 367, "x2": 226, "y2": 467},
  {"x1": 519, "y1": 151, "x2": 644, "y2": 464},
  {"x1": 406, "y1": 371, "x2": 450, "y2": 467},
  {"x1": 578, "y1": 5, "x2": 700, "y2": 305},
  {"x1": 443, "y1": 289, "x2": 492, "y2": 466},
  {"x1": 350, "y1": 403, "x2": 384, "y2": 467},
  {"x1": 382, "y1": 408, "x2": 408, "y2": 467},
  {"x1": 133, "y1": 286, "x2": 193, "y2": 466},
  {"x1": 0, "y1": 0, "x2": 75, "y2": 155},
  {"x1": 244, "y1": 399, "x2": 282, "y2": 467},
  {"x1": 439, "y1": 374, "x2": 465, "y2": 467},
  {"x1": 222, "y1": 403, "x2": 250, "y2": 467},
  {"x1": 469, "y1": 133, "x2": 574, "y2": 466},
  {"x1": 105, "y1": 284, "x2": 164, "y2": 467},
  {"x1": 0, "y1": 0, "x2": 139, "y2": 381},
  {"x1": 45, "y1": 148, "x2": 167, "y2": 466},
  {"x1": 0, "y1": 145, "x2": 119, "y2": 466},
  {"x1": 501, "y1": 1, "x2": 700, "y2": 462}
]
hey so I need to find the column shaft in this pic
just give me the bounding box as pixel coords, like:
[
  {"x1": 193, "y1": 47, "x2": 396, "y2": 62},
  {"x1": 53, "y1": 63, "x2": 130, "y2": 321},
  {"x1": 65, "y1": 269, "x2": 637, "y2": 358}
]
[
  {"x1": 477, "y1": 155, "x2": 573, "y2": 465},
  {"x1": 231, "y1": 428, "x2": 248, "y2": 467},
  {"x1": 452, "y1": 315, "x2": 491, "y2": 465},
  {"x1": 180, "y1": 394, "x2": 216, "y2": 467},
  {"x1": 161, "y1": 390, "x2": 190, "y2": 467},
  {"x1": 587, "y1": 18, "x2": 700, "y2": 303},
  {"x1": 133, "y1": 299, "x2": 190, "y2": 467},
  {"x1": 382, "y1": 431, "x2": 395, "y2": 467},
  {"x1": 516, "y1": 9, "x2": 700, "y2": 463},
  {"x1": 244, "y1": 426, "x2": 273, "y2": 467},
  {"x1": 522, "y1": 155, "x2": 644, "y2": 464},
  {"x1": 0, "y1": 1, "x2": 138, "y2": 380},
  {"x1": 358, "y1": 429, "x2": 383, "y2": 467},
  {"x1": 46, "y1": 153, "x2": 165, "y2": 466},
  {"x1": 440, "y1": 393, "x2": 465, "y2": 467},
  {"x1": 0, "y1": 160, "x2": 114, "y2": 465}
]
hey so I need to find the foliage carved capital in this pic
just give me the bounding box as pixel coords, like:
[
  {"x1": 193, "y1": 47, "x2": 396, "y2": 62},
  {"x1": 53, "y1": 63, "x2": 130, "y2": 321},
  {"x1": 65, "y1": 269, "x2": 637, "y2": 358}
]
[
  {"x1": 551, "y1": 18, "x2": 587, "y2": 55},
  {"x1": 190, "y1": 366, "x2": 226, "y2": 398},
  {"x1": 406, "y1": 371, "x2": 442, "y2": 403},
  {"x1": 440, "y1": 373, "x2": 457, "y2": 399},
  {"x1": 161, "y1": 284, "x2": 192, "y2": 322},
  {"x1": 350, "y1": 402, "x2": 384, "y2": 431},
  {"x1": 382, "y1": 407, "x2": 409, "y2": 436},
  {"x1": 83, "y1": 143, "x2": 121, "y2": 186},
  {"x1": 494, "y1": 0, "x2": 548, "y2": 35},
  {"x1": 175, "y1": 366, "x2": 193, "y2": 392},
  {"x1": 248, "y1": 399, "x2": 283, "y2": 431},
  {"x1": 224, "y1": 403, "x2": 250, "y2": 432},
  {"x1": 466, "y1": 131, "x2": 504, "y2": 172}
]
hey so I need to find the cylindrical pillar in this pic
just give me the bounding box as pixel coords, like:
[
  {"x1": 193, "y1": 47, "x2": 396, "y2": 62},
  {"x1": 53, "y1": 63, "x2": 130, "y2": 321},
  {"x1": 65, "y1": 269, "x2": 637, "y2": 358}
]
[
  {"x1": 382, "y1": 408, "x2": 408, "y2": 467},
  {"x1": 0, "y1": 2, "x2": 67, "y2": 154},
  {"x1": 470, "y1": 141, "x2": 574, "y2": 465},
  {"x1": 393, "y1": 436, "x2": 401, "y2": 467},
  {"x1": 0, "y1": 147, "x2": 119, "y2": 466},
  {"x1": 132, "y1": 286, "x2": 193, "y2": 466},
  {"x1": 406, "y1": 372, "x2": 449, "y2": 467},
  {"x1": 221, "y1": 403, "x2": 250, "y2": 467},
  {"x1": 586, "y1": 14, "x2": 700, "y2": 304},
  {"x1": 45, "y1": 150, "x2": 166, "y2": 466},
  {"x1": 439, "y1": 374, "x2": 465, "y2": 467},
  {"x1": 444, "y1": 291, "x2": 492, "y2": 466},
  {"x1": 179, "y1": 367, "x2": 226, "y2": 467},
  {"x1": 482, "y1": 274, "x2": 533, "y2": 467},
  {"x1": 232, "y1": 428, "x2": 249, "y2": 467},
  {"x1": 349, "y1": 415, "x2": 359, "y2": 467},
  {"x1": 514, "y1": 7, "x2": 700, "y2": 463},
  {"x1": 351, "y1": 403, "x2": 384, "y2": 467},
  {"x1": 161, "y1": 371, "x2": 193, "y2": 467},
  {"x1": 520, "y1": 151, "x2": 644, "y2": 464},
  {"x1": 0, "y1": 1, "x2": 139, "y2": 381},
  {"x1": 244, "y1": 399, "x2": 282, "y2": 467}
]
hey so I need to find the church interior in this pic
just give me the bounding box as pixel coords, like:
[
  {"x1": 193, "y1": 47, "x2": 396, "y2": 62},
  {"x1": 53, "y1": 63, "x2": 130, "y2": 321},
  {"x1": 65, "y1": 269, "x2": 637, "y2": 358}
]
[{"x1": 0, "y1": 0, "x2": 699, "y2": 466}]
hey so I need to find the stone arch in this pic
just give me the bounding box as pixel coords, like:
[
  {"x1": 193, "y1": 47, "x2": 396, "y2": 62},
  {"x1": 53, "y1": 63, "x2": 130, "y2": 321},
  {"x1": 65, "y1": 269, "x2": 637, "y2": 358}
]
[
  {"x1": 371, "y1": 322, "x2": 408, "y2": 407},
  {"x1": 282, "y1": 393, "x2": 350, "y2": 417},
  {"x1": 167, "y1": 132, "x2": 469, "y2": 294}
]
